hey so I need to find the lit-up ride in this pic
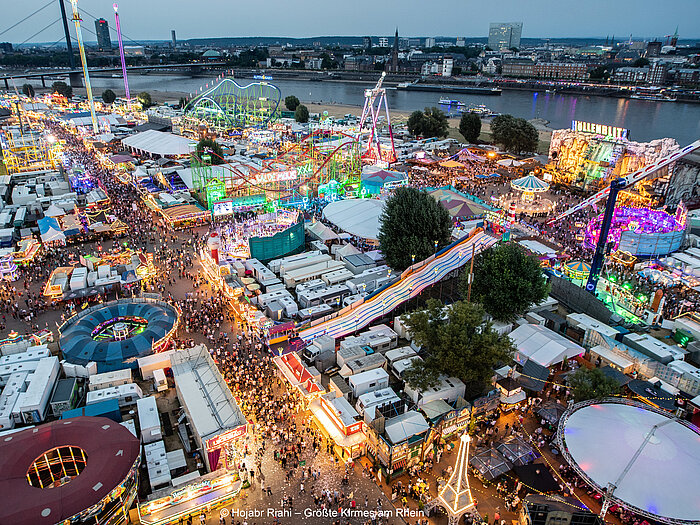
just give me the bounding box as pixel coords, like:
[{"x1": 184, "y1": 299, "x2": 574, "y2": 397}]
[
  {"x1": 548, "y1": 139, "x2": 700, "y2": 294},
  {"x1": 584, "y1": 205, "x2": 687, "y2": 256},
  {"x1": 359, "y1": 72, "x2": 397, "y2": 165},
  {"x1": 183, "y1": 78, "x2": 281, "y2": 133}
]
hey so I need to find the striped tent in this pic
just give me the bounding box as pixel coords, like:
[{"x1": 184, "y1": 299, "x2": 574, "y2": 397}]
[
  {"x1": 511, "y1": 173, "x2": 550, "y2": 193},
  {"x1": 564, "y1": 260, "x2": 591, "y2": 280}
]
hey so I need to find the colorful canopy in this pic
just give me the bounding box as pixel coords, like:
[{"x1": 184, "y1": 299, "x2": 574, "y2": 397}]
[
  {"x1": 564, "y1": 260, "x2": 591, "y2": 278},
  {"x1": 439, "y1": 159, "x2": 465, "y2": 169},
  {"x1": 429, "y1": 187, "x2": 489, "y2": 218},
  {"x1": 511, "y1": 173, "x2": 550, "y2": 193}
]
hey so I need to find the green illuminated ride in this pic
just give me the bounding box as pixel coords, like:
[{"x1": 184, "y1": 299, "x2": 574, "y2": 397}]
[{"x1": 183, "y1": 78, "x2": 281, "y2": 132}]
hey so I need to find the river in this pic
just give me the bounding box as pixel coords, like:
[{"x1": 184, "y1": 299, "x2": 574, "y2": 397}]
[{"x1": 88, "y1": 74, "x2": 700, "y2": 145}]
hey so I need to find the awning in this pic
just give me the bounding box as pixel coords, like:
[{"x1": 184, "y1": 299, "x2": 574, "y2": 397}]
[
  {"x1": 500, "y1": 390, "x2": 527, "y2": 405},
  {"x1": 309, "y1": 399, "x2": 367, "y2": 450}
]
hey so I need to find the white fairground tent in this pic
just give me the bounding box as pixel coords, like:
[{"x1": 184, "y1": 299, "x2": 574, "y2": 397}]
[
  {"x1": 121, "y1": 130, "x2": 193, "y2": 157},
  {"x1": 509, "y1": 323, "x2": 584, "y2": 367},
  {"x1": 322, "y1": 199, "x2": 385, "y2": 241}
]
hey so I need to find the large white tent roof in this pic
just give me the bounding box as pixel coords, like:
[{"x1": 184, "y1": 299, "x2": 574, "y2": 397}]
[
  {"x1": 122, "y1": 130, "x2": 193, "y2": 157},
  {"x1": 322, "y1": 199, "x2": 385, "y2": 241},
  {"x1": 509, "y1": 323, "x2": 584, "y2": 367},
  {"x1": 560, "y1": 401, "x2": 700, "y2": 523}
]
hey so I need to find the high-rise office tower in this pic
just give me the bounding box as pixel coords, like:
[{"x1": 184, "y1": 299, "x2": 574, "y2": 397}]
[
  {"x1": 171, "y1": 30, "x2": 177, "y2": 48},
  {"x1": 488, "y1": 22, "x2": 523, "y2": 50},
  {"x1": 95, "y1": 18, "x2": 111, "y2": 51}
]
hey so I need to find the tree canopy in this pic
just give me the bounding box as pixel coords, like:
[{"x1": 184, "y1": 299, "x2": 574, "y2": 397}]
[
  {"x1": 195, "y1": 138, "x2": 224, "y2": 165},
  {"x1": 51, "y1": 81, "x2": 72, "y2": 99},
  {"x1": 406, "y1": 107, "x2": 449, "y2": 138},
  {"x1": 294, "y1": 104, "x2": 309, "y2": 123},
  {"x1": 490, "y1": 114, "x2": 539, "y2": 154},
  {"x1": 284, "y1": 95, "x2": 300, "y2": 111},
  {"x1": 402, "y1": 299, "x2": 515, "y2": 399},
  {"x1": 377, "y1": 186, "x2": 452, "y2": 270},
  {"x1": 459, "y1": 112, "x2": 481, "y2": 143},
  {"x1": 137, "y1": 91, "x2": 153, "y2": 108},
  {"x1": 465, "y1": 242, "x2": 549, "y2": 322},
  {"x1": 567, "y1": 367, "x2": 621, "y2": 402},
  {"x1": 22, "y1": 83, "x2": 35, "y2": 98},
  {"x1": 102, "y1": 89, "x2": 116, "y2": 104}
]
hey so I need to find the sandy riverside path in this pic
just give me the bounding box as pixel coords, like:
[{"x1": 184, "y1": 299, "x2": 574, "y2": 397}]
[{"x1": 67, "y1": 86, "x2": 554, "y2": 150}]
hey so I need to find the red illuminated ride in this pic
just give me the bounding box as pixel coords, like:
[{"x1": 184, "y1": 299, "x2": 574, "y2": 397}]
[{"x1": 359, "y1": 72, "x2": 397, "y2": 165}]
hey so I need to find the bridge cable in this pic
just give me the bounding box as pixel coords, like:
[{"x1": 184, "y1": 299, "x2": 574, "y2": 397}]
[
  {"x1": 0, "y1": 0, "x2": 54, "y2": 38},
  {"x1": 19, "y1": 18, "x2": 62, "y2": 47}
]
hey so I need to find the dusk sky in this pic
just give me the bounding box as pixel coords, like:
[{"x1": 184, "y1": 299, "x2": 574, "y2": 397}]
[{"x1": 3, "y1": 0, "x2": 700, "y2": 43}]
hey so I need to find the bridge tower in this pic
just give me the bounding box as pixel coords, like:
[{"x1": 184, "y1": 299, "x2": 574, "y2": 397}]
[{"x1": 69, "y1": 0, "x2": 98, "y2": 134}]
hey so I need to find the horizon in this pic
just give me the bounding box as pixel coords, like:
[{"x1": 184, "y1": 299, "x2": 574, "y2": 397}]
[{"x1": 2, "y1": 0, "x2": 700, "y2": 45}]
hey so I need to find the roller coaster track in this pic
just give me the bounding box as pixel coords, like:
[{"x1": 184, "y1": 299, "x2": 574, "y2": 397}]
[{"x1": 298, "y1": 229, "x2": 498, "y2": 342}]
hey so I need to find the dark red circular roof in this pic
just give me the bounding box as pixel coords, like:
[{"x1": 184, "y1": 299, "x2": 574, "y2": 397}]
[{"x1": 0, "y1": 416, "x2": 140, "y2": 525}]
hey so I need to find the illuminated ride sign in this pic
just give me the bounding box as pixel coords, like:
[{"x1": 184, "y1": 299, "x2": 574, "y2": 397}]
[{"x1": 571, "y1": 120, "x2": 629, "y2": 140}]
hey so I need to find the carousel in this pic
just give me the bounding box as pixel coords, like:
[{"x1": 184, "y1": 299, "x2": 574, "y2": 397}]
[{"x1": 498, "y1": 173, "x2": 555, "y2": 215}]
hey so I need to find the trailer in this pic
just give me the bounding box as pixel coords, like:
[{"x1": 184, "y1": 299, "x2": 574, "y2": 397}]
[
  {"x1": 348, "y1": 368, "x2": 390, "y2": 397},
  {"x1": 355, "y1": 387, "x2": 401, "y2": 422},
  {"x1": 339, "y1": 352, "x2": 387, "y2": 378},
  {"x1": 297, "y1": 284, "x2": 351, "y2": 309}
]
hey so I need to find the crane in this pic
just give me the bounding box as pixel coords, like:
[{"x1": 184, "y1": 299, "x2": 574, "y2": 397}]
[{"x1": 546, "y1": 139, "x2": 700, "y2": 295}]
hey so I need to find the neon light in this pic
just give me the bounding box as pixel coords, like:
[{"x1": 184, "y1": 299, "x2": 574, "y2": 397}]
[
  {"x1": 69, "y1": 0, "x2": 98, "y2": 134},
  {"x1": 113, "y1": 3, "x2": 130, "y2": 105}
]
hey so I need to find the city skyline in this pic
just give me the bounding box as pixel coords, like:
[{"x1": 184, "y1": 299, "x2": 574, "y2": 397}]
[{"x1": 2, "y1": 0, "x2": 700, "y2": 44}]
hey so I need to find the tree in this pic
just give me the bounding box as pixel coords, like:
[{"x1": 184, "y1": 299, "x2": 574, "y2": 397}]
[
  {"x1": 459, "y1": 112, "x2": 481, "y2": 143},
  {"x1": 101, "y1": 89, "x2": 116, "y2": 104},
  {"x1": 137, "y1": 91, "x2": 152, "y2": 108},
  {"x1": 51, "y1": 81, "x2": 72, "y2": 99},
  {"x1": 407, "y1": 110, "x2": 425, "y2": 136},
  {"x1": 294, "y1": 104, "x2": 309, "y2": 123},
  {"x1": 490, "y1": 114, "x2": 538, "y2": 154},
  {"x1": 406, "y1": 107, "x2": 449, "y2": 138},
  {"x1": 378, "y1": 186, "x2": 452, "y2": 270},
  {"x1": 195, "y1": 137, "x2": 224, "y2": 165},
  {"x1": 21, "y1": 83, "x2": 35, "y2": 98},
  {"x1": 402, "y1": 300, "x2": 515, "y2": 398},
  {"x1": 589, "y1": 66, "x2": 610, "y2": 81},
  {"x1": 633, "y1": 57, "x2": 650, "y2": 67},
  {"x1": 568, "y1": 367, "x2": 620, "y2": 402},
  {"x1": 178, "y1": 96, "x2": 188, "y2": 109},
  {"x1": 284, "y1": 95, "x2": 300, "y2": 111},
  {"x1": 465, "y1": 242, "x2": 549, "y2": 322}
]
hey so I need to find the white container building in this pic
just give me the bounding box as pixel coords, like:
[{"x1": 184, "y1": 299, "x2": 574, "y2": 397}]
[
  {"x1": 348, "y1": 368, "x2": 390, "y2": 397},
  {"x1": 137, "y1": 396, "x2": 163, "y2": 444},
  {"x1": 88, "y1": 368, "x2": 133, "y2": 391}
]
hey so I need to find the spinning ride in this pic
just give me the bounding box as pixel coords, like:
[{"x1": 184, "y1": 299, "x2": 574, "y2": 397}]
[
  {"x1": 59, "y1": 298, "x2": 180, "y2": 372},
  {"x1": 498, "y1": 173, "x2": 554, "y2": 215}
]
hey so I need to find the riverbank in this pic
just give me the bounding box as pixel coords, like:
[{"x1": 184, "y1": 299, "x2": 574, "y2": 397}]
[{"x1": 66, "y1": 85, "x2": 555, "y2": 153}]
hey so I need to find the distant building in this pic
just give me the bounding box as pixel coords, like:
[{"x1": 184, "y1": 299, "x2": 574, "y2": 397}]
[
  {"x1": 676, "y1": 68, "x2": 700, "y2": 87},
  {"x1": 648, "y1": 61, "x2": 668, "y2": 85},
  {"x1": 442, "y1": 56, "x2": 454, "y2": 77},
  {"x1": 455, "y1": 37, "x2": 466, "y2": 47},
  {"x1": 425, "y1": 37, "x2": 436, "y2": 48},
  {"x1": 501, "y1": 58, "x2": 535, "y2": 77},
  {"x1": 392, "y1": 28, "x2": 399, "y2": 72},
  {"x1": 534, "y1": 62, "x2": 589, "y2": 81},
  {"x1": 611, "y1": 66, "x2": 649, "y2": 84},
  {"x1": 378, "y1": 37, "x2": 389, "y2": 48},
  {"x1": 488, "y1": 22, "x2": 523, "y2": 51},
  {"x1": 485, "y1": 57, "x2": 501, "y2": 74},
  {"x1": 123, "y1": 45, "x2": 145, "y2": 56},
  {"x1": 306, "y1": 57, "x2": 323, "y2": 70},
  {"x1": 0, "y1": 42, "x2": 13, "y2": 53},
  {"x1": 95, "y1": 18, "x2": 111, "y2": 51},
  {"x1": 363, "y1": 36, "x2": 373, "y2": 49},
  {"x1": 344, "y1": 55, "x2": 374, "y2": 71},
  {"x1": 171, "y1": 30, "x2": 177, "y2": 48},
  {"x1": 646, "y1": 41, "x2": 662, "y2": 58}
]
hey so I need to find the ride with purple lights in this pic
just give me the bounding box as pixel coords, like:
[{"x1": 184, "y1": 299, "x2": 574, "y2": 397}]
[{"x1": 584, "y1": 206, "x2": 687, "y2": 256}]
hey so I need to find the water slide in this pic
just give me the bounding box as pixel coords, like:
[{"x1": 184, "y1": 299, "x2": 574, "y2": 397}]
[{"x1": 298, "y1": 229, "x2": 498, "y2": 342}]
